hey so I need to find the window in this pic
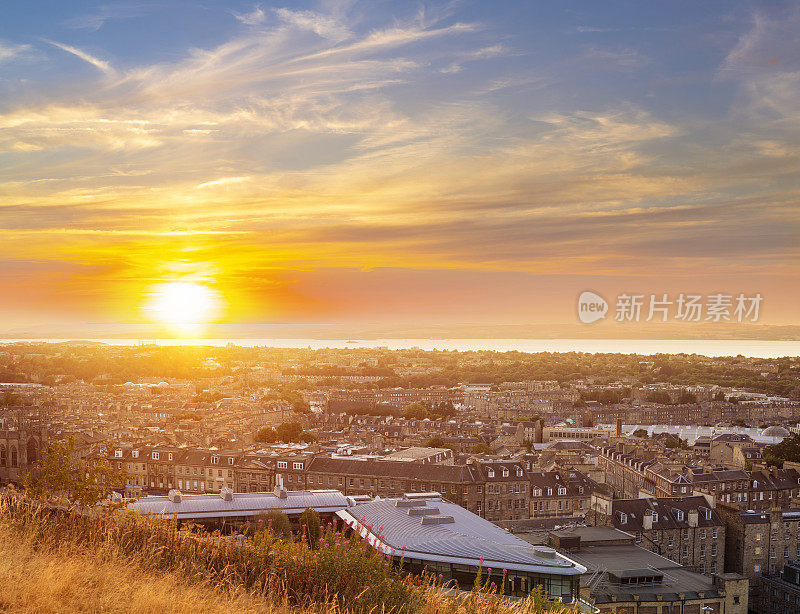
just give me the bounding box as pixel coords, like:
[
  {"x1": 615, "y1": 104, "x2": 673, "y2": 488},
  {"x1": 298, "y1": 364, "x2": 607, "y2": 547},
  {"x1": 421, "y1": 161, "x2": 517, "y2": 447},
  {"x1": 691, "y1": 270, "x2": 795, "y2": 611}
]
[
  {"x1": 558, "y1": 487, "x2": 566, "y2": 495},
  {"x1": 228, "y1": 457, "x2": 234, "y2": 465},
  {"x1": 652, "y1": 512, "x2": 658, "y2": 523},
  {"x1": 712, "y1": 528, "x2": 718, "y2": 539},
  {"x1": 701, "y1": 529, "x2": 707, "y2": 539},
  {"x1": 487, "y1": 468, "x2": 494, "y2": 478},
  {"x1": 132, "y1": 450, "x2": 139, "y2": 458},
  {"x1": 277, "y1": 461, "x2": 287, "y2": 469},
  {"x1": 293, "y1": 462, "x2": 303, "y2": 470},
  {"x1": 114, "y1": 449, "x2": 122, "y2": 458},
  {"x1": 152, "y1": 452, "x2": 159, "y2": 460},
  {"x1": 168, "y1": 453, "x2": 173, "y2": 461}
]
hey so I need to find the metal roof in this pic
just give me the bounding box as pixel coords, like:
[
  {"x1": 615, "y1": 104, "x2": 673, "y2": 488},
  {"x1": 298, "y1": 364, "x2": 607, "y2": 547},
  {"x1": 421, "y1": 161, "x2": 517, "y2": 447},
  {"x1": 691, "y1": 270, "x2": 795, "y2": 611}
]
[
  {"x1": 337, "y1": 497, "x2": 585, "y2": 577},
  {"x1": 128, "y1": 489, "x2": 349, "y2": 520}
]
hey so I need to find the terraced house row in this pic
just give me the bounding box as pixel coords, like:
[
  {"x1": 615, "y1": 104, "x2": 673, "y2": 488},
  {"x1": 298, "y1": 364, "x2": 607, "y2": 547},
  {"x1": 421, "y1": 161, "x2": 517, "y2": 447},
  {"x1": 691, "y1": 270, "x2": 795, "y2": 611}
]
[{"x1": 107, "y1": 445, "x2": 600, "y2": 522}]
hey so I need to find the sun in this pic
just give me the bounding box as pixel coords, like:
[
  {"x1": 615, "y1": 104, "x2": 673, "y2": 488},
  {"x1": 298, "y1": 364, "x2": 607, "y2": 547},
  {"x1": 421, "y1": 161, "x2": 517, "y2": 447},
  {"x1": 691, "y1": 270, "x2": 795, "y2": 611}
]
[{"x1": 143, "y1": 281, "x2": 222, "y2": 335}]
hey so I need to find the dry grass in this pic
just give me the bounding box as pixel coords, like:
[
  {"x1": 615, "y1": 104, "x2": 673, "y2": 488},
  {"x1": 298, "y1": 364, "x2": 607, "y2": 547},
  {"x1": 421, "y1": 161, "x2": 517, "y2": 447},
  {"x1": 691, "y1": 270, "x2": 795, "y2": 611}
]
[
  {"x1": 0, "y1": 496, "x2": 582, "y2": 614},
  {"x1": 0, "y1": 519, "x2": 313, "y2": 614}
]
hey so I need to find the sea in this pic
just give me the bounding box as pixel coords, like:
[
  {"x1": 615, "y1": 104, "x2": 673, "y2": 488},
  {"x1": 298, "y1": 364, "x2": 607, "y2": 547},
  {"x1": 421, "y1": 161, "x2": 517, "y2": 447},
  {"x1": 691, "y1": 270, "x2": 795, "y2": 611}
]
[{"x1": 1, "y1": 338, "x2": 799, "y2": 358}]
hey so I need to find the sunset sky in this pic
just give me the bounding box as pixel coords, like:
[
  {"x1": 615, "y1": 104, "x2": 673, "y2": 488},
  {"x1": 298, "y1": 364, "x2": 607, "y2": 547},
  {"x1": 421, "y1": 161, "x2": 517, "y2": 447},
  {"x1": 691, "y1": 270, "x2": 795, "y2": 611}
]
[{"x1": 1, "y1": 1, "x2": 799, "y2": 337}]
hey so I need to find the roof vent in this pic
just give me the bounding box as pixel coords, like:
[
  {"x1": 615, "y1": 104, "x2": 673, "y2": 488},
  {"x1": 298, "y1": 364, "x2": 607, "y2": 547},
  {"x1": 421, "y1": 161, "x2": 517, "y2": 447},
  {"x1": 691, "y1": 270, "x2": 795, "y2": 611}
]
[
  {"x1": 167, "y1": 489, "x2": 182, "y2": 503},
  {"x1": 219, "y1": 487, "x2": 234, "y2": 502},
  {"x1": 533, "y1": 546, "x2": 558, "y2": 559},
  {"x1": 420, "y1": 515, "x2": 455, "y2": 525},
  {"x1": 407, "y1": 506, "x2": 440, "y2": 516},
  {"x1": 396, "y1": 499, "x2": 427, "y2": 508}
]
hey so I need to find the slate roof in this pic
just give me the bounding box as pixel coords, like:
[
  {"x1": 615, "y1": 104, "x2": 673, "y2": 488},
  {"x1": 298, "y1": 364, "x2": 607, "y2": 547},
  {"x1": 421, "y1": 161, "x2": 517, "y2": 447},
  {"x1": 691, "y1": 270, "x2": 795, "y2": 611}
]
[
  {"x1": 608, "y1": 496, "x2": 722, "y2": 531},
  {"x1": 306, "y1": 456, "x2": 483, "y2": 482},
  {"x1": 338, "y1": 497, "x2": 585, "y2": 576},
  {"x1": 129, "y1": 489, "x2": 349, "y2": 520}
]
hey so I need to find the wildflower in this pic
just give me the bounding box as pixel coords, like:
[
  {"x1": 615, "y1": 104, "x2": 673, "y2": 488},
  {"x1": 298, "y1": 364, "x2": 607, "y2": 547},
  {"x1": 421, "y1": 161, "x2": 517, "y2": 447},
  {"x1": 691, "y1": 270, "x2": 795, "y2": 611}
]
[{"x1": 503, "y1": 569, "x2": 507, "y2": 575}]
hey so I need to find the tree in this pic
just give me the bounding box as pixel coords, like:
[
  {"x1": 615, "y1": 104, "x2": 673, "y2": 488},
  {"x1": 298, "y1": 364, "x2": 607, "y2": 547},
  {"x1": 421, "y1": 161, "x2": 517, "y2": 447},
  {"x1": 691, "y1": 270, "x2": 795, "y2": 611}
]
[
  {"x1": 402, "y1": 403, "x2": 428, "y2": 420},
  {"x1": 275, "y1": 421, "x2": 304, "y2": 443},
  {"x1": 764, "y1": 434, "x2": 800, "y2": 467},
  {"x1": 254, "y1": 508, "x2": 292, "y2": 538},
  {"x1": 25, "y1": 436, "x2": 127, "y2": 506},
  {"x1": 425, "y1": 437, "x2": 446, "y2": 448},
  {"x1": 632, "y1": 428, "x2": 649, "y2": 438},
  {"x1": 255, "y1": 426, "x2": 278, "y2": 443},
  {"x1": 645, "y1": 390, "x2": 673, "y2": 405},
  {"x1": 299, "y1": 507, "x2": 321, "y2": 546},
  {"x1": 470, "y1": 443, "x2": 493, "y2": 455}
]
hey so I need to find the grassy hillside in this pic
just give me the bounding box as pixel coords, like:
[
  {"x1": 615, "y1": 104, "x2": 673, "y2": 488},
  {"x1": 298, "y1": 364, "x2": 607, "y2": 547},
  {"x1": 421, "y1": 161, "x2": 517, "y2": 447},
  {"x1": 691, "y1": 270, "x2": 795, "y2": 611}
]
[{"x1": 0, "y1": 496, "x2": 582, "y2": 614}]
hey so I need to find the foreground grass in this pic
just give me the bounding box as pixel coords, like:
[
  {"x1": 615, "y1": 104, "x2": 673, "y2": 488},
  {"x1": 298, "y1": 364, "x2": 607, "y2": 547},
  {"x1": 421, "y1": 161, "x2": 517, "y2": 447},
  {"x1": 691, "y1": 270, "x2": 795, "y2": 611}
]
[
  {"x1": 0, "y1": 519, "x2": 313, "y2": 614},
  {"x1": 0, "y1": 496, "x2": 581, "y2": 614}
]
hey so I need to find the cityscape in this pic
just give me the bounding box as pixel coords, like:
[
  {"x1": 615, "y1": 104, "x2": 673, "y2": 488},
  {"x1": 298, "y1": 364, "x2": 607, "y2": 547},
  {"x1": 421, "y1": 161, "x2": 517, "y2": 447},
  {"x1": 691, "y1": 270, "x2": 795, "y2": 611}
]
[{"x1": 2, "y1": 1, "x2": 800, "y2": 613}]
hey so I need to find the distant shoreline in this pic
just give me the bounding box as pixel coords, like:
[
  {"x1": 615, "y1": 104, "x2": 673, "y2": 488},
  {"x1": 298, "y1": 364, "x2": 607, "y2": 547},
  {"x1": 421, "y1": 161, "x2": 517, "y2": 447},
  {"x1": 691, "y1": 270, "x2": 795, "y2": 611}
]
[{"x1": 1, "y1": 338, "x2": 799, "y2": 358}]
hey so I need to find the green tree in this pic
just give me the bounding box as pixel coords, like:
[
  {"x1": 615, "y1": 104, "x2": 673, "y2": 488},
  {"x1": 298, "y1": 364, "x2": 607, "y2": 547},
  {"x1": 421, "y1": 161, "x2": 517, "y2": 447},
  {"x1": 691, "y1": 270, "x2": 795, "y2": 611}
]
[
  {"x1": 255, "y1": 426, "x2": 278, "y2": 443},
  {"x1": 275, "y1": 421, "x2": 304, "y2": 443},
  {"x1": 299, "y1": 507, "x2": 321, "y2": 546},
  {"x1": 633, "y1": 428, "x2": 649, "y2": 438},
  {"x1": 402, "y1": 402, "x2": 428, "y2": 420},
  {"x1": 470, "y1": 443, "x2": 493, "y2": 455},
  {"x1": 255, "y1": 508, "x2": 292, "y2": 538},
  {"x1": 764, "y1": 434, "x2": 800, "y2": 467},
  {"x1": 25, "y1": 436, "x2": 127, "y2": 506}
]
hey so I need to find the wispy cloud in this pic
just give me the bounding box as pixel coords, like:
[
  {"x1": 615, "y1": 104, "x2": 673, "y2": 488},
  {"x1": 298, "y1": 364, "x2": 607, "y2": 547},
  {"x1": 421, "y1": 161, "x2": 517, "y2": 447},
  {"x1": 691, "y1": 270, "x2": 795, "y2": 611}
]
[
  {"x1": 43, "y1": 39, "x2": 117, "y2": 76},
  {"x1": 231, "y1": 5, "x2": 267, "y2": 26},
  {"x1": 0, "y1": 40, "x2": 32, "y2": 63},
  {"x1": 63, "y1": 3, "x2": 153, "y2": 31}
]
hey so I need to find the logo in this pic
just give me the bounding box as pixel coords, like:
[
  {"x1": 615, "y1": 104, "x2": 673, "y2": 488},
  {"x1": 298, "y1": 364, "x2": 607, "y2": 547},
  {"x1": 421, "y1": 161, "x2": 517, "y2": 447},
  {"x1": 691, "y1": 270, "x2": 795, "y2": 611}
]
[{"x1": 578, "y1": 291, "x2": 608, "y2": 324}]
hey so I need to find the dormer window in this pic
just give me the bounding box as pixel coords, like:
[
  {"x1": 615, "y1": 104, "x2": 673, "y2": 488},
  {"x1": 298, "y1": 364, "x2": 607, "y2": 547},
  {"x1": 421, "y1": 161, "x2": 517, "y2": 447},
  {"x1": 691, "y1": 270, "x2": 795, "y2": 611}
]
[
  {"x1": 502, "y1": 468, "x2": 509, "y2": 478},
  {"x1": 677, "y1": 510, "x2": 684, "y2": 521},
  {"x1": 152, "y1": 452, "x2": 159, "y2": 460},
  {"x1": 132, "y1": 450, "x2": 139, "y2": 458},
  {"x1": 168, "y1": 453, "x2": 173, "y2": 461},
  {"x1": 277, "y1": 461, "x2": 288, "y2": 469},
  {"x1": 558, "y1": 487, "x2": 567, "y2": 496},
  {"x1": 211, "y1": 456, "x2": 219, "y2": 464},
  {"x1": 533, "y1": 488, "x2": 542, "y2": 497},
  {"x1": 620, "y1": 513, "x2": 628, "y2": 524},
  {"x1": 547, "y1": 488, "x2": 553, "y2": 496},
  {"x1": 228, "y1": 457, "x2": 234, "y2": 465},
  {"x1": 293, "y1": 462, "x2": 303, "y2": 470},
  {"x1": 515, "y1": 467, "x2": 523, "y2": 477},
  {"x1": 487, "y1": 468, "x2": 495, "y2": 478},
  {"x1": 652, "y1": 512, "x2": 658, "y2": 523},
  {"x1": 114, "y1": 450, "x2": 122, "y2": 458}
]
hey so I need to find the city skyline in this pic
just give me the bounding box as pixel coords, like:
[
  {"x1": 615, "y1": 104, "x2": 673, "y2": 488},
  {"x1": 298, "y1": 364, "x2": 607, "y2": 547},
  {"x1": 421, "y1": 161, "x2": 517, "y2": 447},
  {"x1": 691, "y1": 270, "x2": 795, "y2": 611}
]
[{"x1": 1, "y1": 1, "x2": 799, "y2": 337}]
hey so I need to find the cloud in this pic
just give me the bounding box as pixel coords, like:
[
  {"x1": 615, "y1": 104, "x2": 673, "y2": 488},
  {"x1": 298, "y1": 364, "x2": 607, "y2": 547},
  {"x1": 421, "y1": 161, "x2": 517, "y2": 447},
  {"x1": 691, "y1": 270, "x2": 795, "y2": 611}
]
[
  {"x1": 62, "y1": 3, "x2": 153, "y2": 31},
  {"x1": 0, "y1": 40, "x2": 32, "y2": 63},
  {"x1": 274, "y1": 8, "x2": 351, "y2": 41},
  {"x1": 43, "y1": 39, "x2": 117, "y2": 76},
  {"x1": 231, "y1": 6, "x2": 267, "y2": 26}
]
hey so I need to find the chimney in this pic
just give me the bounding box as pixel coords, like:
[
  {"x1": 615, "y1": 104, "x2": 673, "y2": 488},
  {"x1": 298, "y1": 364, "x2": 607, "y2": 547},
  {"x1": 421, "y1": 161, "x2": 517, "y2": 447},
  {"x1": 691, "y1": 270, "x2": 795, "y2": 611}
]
[
  {"x1": 616, "y1": 417, "x2": 622, "y2": 438},
  {"x1": 274, "y1": 474, "x2": 288, "y2": 499},
  {"x1": 643, "y1": 512, "x2": 653, "y2": 530},
  {"x1": 167, "y1": 489, "x2": 182, "y2": 503},
  {"x1": 688, "y1": 509, "x2": 699, "y2": 527}
]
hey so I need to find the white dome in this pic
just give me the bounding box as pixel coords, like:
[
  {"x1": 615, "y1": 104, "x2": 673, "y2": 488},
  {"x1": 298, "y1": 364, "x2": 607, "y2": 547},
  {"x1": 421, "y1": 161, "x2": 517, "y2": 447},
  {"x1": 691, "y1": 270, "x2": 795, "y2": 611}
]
[{"x1": 762, "y1": 425, "x2": 790, "y2": 438}]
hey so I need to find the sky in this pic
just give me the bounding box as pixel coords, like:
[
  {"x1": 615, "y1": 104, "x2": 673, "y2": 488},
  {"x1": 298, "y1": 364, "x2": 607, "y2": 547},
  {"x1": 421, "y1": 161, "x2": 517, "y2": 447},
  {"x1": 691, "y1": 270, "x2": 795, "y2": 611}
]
[{"x1": 0, "y1": 1, "x2": 799, "y2": 338}]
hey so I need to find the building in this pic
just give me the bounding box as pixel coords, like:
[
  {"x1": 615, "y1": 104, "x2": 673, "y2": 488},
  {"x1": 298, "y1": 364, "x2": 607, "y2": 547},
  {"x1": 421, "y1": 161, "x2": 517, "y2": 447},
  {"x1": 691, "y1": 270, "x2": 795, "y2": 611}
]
[
  {"x1": 128, "y1": 485, "x2": 349, "y2": 528},
  {"x1": 588, "y1": 494, "x2": 725, "y2": 575},
  {"x1": 337, "y1": 494, "x2": 587, "y2": 602},
  {"x1": 719, "y1": 506, "x2": 800, "y2": 603},
  {"x1": 547, "y1": 526, "x2": 748, "y2": 614},
  {"x1": 758, "y1": 560, "x2": 800, "y2": 614},
  {"x1": 529, "y1": 469, "x2": 597, "y2": 520}
]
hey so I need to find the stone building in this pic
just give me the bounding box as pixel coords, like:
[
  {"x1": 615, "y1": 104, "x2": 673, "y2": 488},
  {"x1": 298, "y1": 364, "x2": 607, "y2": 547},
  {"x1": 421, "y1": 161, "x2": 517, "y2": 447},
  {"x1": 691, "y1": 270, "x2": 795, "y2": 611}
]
[{"x1": 587, "y1": 493, "x2": 725, "y2": 575}]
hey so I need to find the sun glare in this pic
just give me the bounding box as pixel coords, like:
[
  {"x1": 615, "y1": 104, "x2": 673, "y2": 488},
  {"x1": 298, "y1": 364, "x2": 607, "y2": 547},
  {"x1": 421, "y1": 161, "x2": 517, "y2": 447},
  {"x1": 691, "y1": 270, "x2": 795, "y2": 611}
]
[{"x1": 144, "y1": 281, "x2": 222, "y2": 335}]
